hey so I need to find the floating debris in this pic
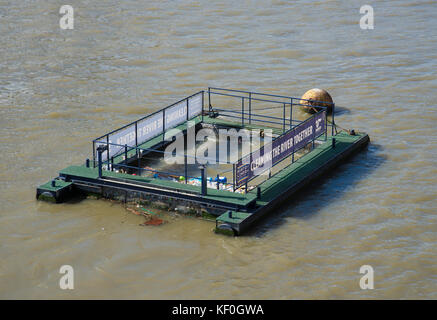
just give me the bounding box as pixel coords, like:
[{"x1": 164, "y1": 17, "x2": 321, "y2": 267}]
[
  {"x1": 126, "y1": 204, "x2": 166, "y2": 226},
  {"x1": 140, "y1": 217, "x2": 165, "y2": 226},
  {"x1": 126, "y1": 207, "x2": 141, "y2": 216}
]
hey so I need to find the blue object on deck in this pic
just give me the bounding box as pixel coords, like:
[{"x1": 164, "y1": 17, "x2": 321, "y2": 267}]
[{"x1": 213, "y1": 176, "x2": 227, "y2": 183}]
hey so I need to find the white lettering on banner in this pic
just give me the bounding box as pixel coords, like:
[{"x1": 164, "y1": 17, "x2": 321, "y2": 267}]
[
  {"x1": 106, "y1": 124, "x2": 136, "y2": 160},
  {"x1": 166, "y1": 108, "x2": 186, "y2": 124},
  {"x1": 95, "y1": 93, "x2": 203, "y2": 163},
  {"x1": 136, "y1": 111, "x2": 164, "y2": 145},
  {"x1": 116, "y1": 131, "x2": 135, "y2": 146},
  {"x1": 250, "y1": 150, "x2": 273, "y2": 171},
  {"x1": 280, "y1": 137, "x2": 294, "y2": 153},
  {"x1": 235, "y1": 111, "x2": 326, "y2": 187},
  {"x1": 138, "y1": 118, "x2": 162, "y2": 137},
  {"x1": 165, "y1": 101, "x2": 187, "y2": 129},
  {"x1": 188, "y1": 93, "x2": 203, "y2": 118},
  {"x1": 137, "y1": 112, "x2": 164, "y2": 143},
  {"x1": 315, "y1": 118, "x2": 322, "y2": 134},
  {"x1": 293, "y1": 126, "x2": 312, "y2": 145}
]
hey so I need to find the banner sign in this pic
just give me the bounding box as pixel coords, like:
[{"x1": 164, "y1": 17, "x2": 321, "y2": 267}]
[
  {"x1": 165, "y1": 100, "x2": 187, "y2": 130},
  {"x1": 235, "y1": 111, "x2": 326, "y2": 187},
  {"x1": 106, "y1": 123, "x2": 136, "y2": 161},
  {"x1": 137, "y1": 111, "x2": 164, "y2": 145},
  {"x1": 188, "y1": 92, "x2": 203, "y2": 119},
  {"x1": 94, "y1": 91, "x2": 203, "y2": 163},
  {"x1": 235, "y1": 163, "x2": 250, "y2": 186}
]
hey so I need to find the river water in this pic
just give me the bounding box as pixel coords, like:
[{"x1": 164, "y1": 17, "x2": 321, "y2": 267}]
[{"x1": 0, "y1": 0, "x2": 436, "y2": 299}]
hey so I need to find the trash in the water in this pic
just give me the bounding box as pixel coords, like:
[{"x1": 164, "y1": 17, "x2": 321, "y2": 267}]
[
  {"x1": 126, "y1": 204, "x2": 166, "y2": 226},
  {"x1": 126, "y1": 207, "x2": 141, "y2": 215},
  {"x1": 140, "y1": 217, "x2": 165, "y2": 226}
]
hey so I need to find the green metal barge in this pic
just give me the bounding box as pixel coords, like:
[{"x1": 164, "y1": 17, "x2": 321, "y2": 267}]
[{"x1": 37, "y1": 88, "x2": 369, "y2": 235}]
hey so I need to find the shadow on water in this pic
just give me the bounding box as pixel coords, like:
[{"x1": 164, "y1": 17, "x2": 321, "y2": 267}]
[
  {"x1": 333, "y1": 106, "x2": 351, "y2": 116},
  {"x1": 244, "y1": 143, "x2": 387, "y2": 238},
  {"x1": 61, "y1": 193, "x2": 88, "y2": 204}
]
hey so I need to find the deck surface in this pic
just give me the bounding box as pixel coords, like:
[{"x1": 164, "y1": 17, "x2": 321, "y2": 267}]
[{"x1": 38, "y1": 180, "x2": 72, "y2": 192}]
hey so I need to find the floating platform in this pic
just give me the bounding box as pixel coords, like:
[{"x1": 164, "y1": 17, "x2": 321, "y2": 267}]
[{"x1": 37, "y1": 88, "x2": 369, "y2": 235}]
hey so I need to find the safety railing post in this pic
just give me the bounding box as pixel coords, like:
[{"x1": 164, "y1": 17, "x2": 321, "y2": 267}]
[
  {"x1": 135, "y1": 122, "x2": 138, "y2": 158},
  {"x1": 249, "y1": 92, "x2": 252, "y2": 124},
  {"x1": 200, "y1": 165, "x2": 207, "y2": 196},
  {"x1": 208, "y1": 87, "x2": 211, "y2": 112},
  {"x1": 92, "y1": 141, "x2": 95, "y2": 168},
  {"x1": 283, "y1": 103, "x2": 286, "y2": 133},
  {"x1": 137, "y1": 148, "x2": 140, "y2": 174},
  {"x1": 106, "y1": 135, "x2": 110, "y2": 166},
  {"x1": 241, "y1": 97, "x2": 244, "y2": 126},
  {"x1": 201, "y1": 90, "x2": 204, "y2": 122},
  {"x1": 332, "y1": 103, "x2": 335, "y2": 136},
  {"x1": 290, "y1": 98, "x2": 293, "y2": 129},
  {"x1": 312, "y1": 115, "x2": 316, "y2": 150},
  {"x1": 233, "y1": 163, "x2": 236, "y2": 192},
  {"x1": 325, "y1": 110, "x2": 328, "y2": 141},
  {"x1": 124, "y1": 144, "x2": 128, "y2": 163},
  {"x1": 184, "y1": 154, "x2": 188, "y2": 184},
  {"x1": 97, "y1": 149, "x2": 103, "y2": 178},
  {"x1": 163, "y1": 108, "x2": 166, "y2": 142},
  {"x1": 138, "y1": 152, "x2": 141, "y2": 175}
]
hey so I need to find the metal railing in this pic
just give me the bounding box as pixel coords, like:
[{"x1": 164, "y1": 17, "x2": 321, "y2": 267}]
[
  {"x1": 89, "y1": 141, "x2": 238, "y2": 192},
  {"x1": 92, "y1": 91, "x2": 204, "y2": 166},
  {"x1": 87, "y1": 87, "x2": 336, "y2": 195},
  {"x1": 208, "y1": 87, "x2": 335, "y2": 134},
  {"x1": 232, "y1": 108, "x2": 328, "y2": 191}
]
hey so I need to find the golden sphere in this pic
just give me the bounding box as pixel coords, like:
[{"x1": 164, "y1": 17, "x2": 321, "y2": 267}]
[{"x1": 299, "y1": 88, "x2": 334, "y2": 114}]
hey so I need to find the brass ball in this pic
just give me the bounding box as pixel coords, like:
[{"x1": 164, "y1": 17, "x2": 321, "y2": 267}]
[{"x1": 299, "y1": 88, "x2": 334, "y2": 114}]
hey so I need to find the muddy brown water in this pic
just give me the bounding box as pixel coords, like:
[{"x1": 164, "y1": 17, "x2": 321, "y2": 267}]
[{"x1": 0, "y1": 1, "x2": 436, "y2": 299}]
